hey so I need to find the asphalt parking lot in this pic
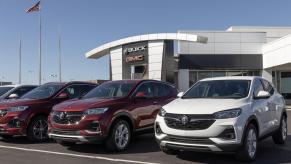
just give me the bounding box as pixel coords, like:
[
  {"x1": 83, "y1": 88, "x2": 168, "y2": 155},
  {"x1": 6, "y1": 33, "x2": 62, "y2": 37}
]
[{"x1": 0, "y1": 111, "x2": 290, "y2": 164}]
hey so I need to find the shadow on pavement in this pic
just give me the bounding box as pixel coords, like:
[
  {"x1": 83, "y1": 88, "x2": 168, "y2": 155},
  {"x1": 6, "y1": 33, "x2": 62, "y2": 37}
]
[
  {"x1": 0, "y1": 136, "x2": 56, "y2": 145},
  {"x1": 176, "y1": 135, "x2": 291, "y2": 164},
  {"x1": 68, "y1": 133, "x2": 160, "y2": 154}
]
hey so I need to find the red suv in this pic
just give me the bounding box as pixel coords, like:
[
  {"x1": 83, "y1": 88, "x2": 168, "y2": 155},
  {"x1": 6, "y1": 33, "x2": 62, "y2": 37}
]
[
  {"x1": 49, "y1": 80, "x2": 177, "y2": 151},
  {"x1": 0, "y1": 82, "x2": 96, "y2": 142}
]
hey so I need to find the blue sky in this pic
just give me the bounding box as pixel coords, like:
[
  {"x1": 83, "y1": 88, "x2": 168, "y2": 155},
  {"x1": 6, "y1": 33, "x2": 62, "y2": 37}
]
[{"x1": 0, "y1": 0, "x2": 290, "y2": 84}]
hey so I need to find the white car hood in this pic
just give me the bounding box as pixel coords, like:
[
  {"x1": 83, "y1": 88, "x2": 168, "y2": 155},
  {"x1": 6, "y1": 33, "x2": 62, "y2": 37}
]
[{"x1": 163, "y1": 98, "x2": 247, "y2": 115}]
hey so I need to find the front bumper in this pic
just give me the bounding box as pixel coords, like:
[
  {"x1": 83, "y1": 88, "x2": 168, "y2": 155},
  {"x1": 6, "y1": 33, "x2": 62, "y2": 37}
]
[
  {"x1": 48, "y1": 132, "x2": 104, "y2": 143},
  {"x1": 155, "y1": 114, "x2": 247, "y2": 152}
]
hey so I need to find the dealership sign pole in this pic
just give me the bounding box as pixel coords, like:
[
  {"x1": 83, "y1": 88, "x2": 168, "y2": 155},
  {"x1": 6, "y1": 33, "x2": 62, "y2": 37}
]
[{"x1": 26, "y1": 1, "x2": 41, "y2": 85}]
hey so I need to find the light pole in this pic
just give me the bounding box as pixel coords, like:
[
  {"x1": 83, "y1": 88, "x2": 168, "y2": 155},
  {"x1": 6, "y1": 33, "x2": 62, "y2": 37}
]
[{"x1": 0, "y1": 76, "x2": 5, "y2": 86}]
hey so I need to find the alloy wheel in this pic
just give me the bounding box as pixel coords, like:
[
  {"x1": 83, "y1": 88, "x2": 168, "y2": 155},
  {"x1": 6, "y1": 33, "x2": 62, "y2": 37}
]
[
  {"x1": 247, "y1": 128, "x2": 257, "y2": 158},
  {"x1": 282, "y1": 118, "x2": 288, "y2": 141},
  {"x1": 32, "y1": 119, "x2": 48, "y2": 140},
  {"x1": 114, "y1": 123, "x2": 129, "y2": 149}
]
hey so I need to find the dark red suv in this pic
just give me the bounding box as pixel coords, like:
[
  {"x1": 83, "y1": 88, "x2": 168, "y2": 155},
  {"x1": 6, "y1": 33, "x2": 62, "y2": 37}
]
[
  {"x1": 0, "y1": 82, "x2": 96, "y2": 142},
  {"x1": 49, "y1": 80, "x2": 177, "y2": 151}
]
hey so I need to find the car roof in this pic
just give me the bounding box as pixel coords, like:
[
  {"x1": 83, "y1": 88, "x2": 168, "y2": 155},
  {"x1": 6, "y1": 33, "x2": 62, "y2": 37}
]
[
  {"x1": 0, "y1": 84, "x2": 38, "y2": 88},
  {"x1": 43, "y1": 81, "x2": 97, "y2": 86},
  {"x1": 200, "y1": 76, "x2": 259, "y2": 81}
]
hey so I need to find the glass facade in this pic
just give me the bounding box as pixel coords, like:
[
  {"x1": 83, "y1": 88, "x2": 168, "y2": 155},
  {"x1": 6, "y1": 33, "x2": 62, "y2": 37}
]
[{"x1": 189, "y1": 70, "x2": 261, "y2": 86}]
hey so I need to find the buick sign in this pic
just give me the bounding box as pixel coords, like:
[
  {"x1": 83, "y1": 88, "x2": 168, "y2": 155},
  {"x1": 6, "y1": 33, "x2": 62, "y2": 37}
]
[{"x1": 124, "y1": 45, "x2": 147, "y2": 55}]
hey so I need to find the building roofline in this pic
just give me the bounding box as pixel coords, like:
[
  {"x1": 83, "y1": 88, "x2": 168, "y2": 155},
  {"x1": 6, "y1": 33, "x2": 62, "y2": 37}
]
[{"x1": 85, "y1": 33, "x2": 208, "y2": 59}]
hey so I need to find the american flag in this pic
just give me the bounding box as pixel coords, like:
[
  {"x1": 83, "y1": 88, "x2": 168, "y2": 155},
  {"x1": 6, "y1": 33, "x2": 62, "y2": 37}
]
[{"x1": 26, "y1": 1, "x2": 41, "y2": 13}]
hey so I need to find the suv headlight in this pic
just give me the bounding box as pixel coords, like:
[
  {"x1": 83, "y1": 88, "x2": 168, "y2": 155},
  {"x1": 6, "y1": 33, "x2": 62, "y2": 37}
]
[
  {"x1": 158, "y1": 108, "x2": 167, "y2": 117},
  {"x1": 8, "y1": 106, "x2": 29, "y2": 112},
  {"x1": 84, "y1": 107, "x2": 108, "y2": 115},
  {"x1": 214, "y1": 108, "x2": 242, "y2": 119}
]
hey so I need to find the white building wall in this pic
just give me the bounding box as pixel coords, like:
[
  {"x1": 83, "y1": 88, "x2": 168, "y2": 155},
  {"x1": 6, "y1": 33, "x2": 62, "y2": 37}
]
[
  {"x1": 227, "y1": 26, "x2": 291, "y2": 42},
  {"x1": 110, "y1": 46, "x2": 122, "y2": 80},
  {"x1": 148, "y1": 41, "x2": 164, "y2": 80},
  {"x1": 178, "y1": 31, "x2": 265, "y2": 55},
  {"x1": 262, "y1": 34, "x2": 291, "y2": 69}
]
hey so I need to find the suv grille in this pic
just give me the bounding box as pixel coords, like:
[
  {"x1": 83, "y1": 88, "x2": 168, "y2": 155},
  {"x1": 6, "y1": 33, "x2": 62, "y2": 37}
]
[
  {"x1": 52, "y1": 111, "x2": 84, "y2": 125},
  {"x1": 164, "y1": 113, "x2": 215, "y2": 130},
  {"x1": 166, "y1": 135, "x2": 215, "y2": 144}
]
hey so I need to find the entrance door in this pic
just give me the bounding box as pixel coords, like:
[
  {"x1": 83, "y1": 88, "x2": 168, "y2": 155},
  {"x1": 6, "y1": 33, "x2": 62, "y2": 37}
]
[
  {"x1": 280, "y1": 72, "x2": 291, "y2": 104},
  {"x1": 131, "y1": 65, "x2": 148, "y2": 79}
]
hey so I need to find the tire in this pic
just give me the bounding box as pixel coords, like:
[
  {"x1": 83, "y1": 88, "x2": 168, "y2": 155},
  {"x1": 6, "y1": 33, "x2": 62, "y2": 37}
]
[
  {"x1": 272, "y1": 115, "x2": 288, "y2": 145},
  {"x1": 57, "y1": 140, "x2": 76, "y2": 147},
  {"x1": 160, "y1": 146, "x2": 180, "y2": 155},
  {"x1": 235, "y1": 124, "x2": 258, "y2": 162},
  {"x1": 27, "y1": 115, "x2": 49, "y2": 142},
  {"x1": 0, "y1": 135, "x2": 13, "y2": 140},
  {"x1": 105, "y1": 119, "x2": 131, "y2": 152}
]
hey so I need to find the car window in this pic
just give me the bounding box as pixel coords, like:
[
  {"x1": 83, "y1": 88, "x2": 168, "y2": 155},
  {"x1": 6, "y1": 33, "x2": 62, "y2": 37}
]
[
  {"x1": 253, "y1": 79, "x2": 265, "y2": 96},
  {"x1": 261, "y1": 79, "x2": 274, "y2": 95},
  {"x1": 61, "y1": 85, "x2": 89, "y2": 99},
  {"x1": 21, "y1": 84, "x2": 63, "y2": 99},
  {"x1": 83, "y1": 82, "x2": 135, "y2": 99},
  {"x1": 183, "y1": 80, "x2": 251, "y2": 99},
  {"x1": 134, "y1": 82, "x2": 155, "y2": 98},
  {"x1": 0, "y1": 87, "x2": 13, "y2": 96},
  {"x1": 156, "y1": 83, "x2": 171, "y2": 98},
  {"x1": 9, "y1": 86, "x2": 36, "y2": 98}
]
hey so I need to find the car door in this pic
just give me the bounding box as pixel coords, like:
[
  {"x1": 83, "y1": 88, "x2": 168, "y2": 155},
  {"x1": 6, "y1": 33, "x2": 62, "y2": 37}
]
[
  {"x1": 252, "y1": 79, "x2": 273, "y2": 135},
  {"x1": 131, "y1": 82, "x2": 160, "y2": 128},
  {"x1": 261, "y1": 79, "x2": 281, "y2": 129}
]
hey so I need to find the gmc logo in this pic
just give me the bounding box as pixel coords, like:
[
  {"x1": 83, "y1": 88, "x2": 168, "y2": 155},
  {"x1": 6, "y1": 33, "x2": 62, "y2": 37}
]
[{"x1": 126, "y1": 55, "x2": 144, "y2": 62}]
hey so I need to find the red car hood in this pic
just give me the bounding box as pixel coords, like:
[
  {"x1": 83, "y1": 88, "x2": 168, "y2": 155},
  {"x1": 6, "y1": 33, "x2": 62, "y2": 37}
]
[
  {"x1": 0, "y1": 98, "x2": 48, "y2": 110},
  {"x1": 53, "y1": 98, "x2": 122, "y2": 112}
]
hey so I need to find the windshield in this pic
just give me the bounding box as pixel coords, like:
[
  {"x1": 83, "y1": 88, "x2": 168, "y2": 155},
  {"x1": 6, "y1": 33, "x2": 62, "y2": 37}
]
[
  {"x1": 83, "y1": 81, "x2": 136, "y2": 99},
  {"x1": 0, "y1": 87, "x2": 13, "y2": 96},
  {"x1": 182, "y1": 80, "x2": 251, "y2": 99},
  {"x1": 21, "y1": 84, "x2": 64, "y2": 99}
]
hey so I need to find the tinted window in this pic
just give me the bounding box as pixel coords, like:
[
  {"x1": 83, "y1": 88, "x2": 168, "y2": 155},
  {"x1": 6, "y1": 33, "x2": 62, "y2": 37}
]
[
  {"x1": 183, "y1": 80, "x2": 251, "y2": 99},
  {"x1": 62, "y1": 84, "x2": 96, "y2": 99},
  {"x1": 83, "y1": 82, "x2": 135, "y2": 99},
  {"x1": 253, "y1": 79, "x2": 265, "y2": 96},
  {"x1": 261, "y1": 79, "x2": 274, "y2": 95},
  {"x1": 134, "y1": 82, "x2": 155, "y2": 98},
  {"x1": 0, "y1": 87, "x2": 13, "y2": 96},
  {"x1": 21, "y1": 84, "x2": 63, "y2": 99},
  {"x1": 156, "y1": 83, "x2": 171, "y2": 97},
  {"x1": 9, "y1": 86, "x2": 37, "y2": 98}
]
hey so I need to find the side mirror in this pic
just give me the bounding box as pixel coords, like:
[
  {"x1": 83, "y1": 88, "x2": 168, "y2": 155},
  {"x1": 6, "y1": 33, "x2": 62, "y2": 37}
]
[
  {"x1": 135, "y1": 92, "x2": 147, "y2": 99},
  {"x1": 8, "y1": 94, "x2": 19, "y2": 99},
  {"x1": 57, "y1": 92, "x2": 69, "y2": 100},
  {"x1": 254, "y1": 91, "x2": 271, "y2": 99},
  {"x1": 177, "y1": 92, "x2": 184, "y2": 98}
]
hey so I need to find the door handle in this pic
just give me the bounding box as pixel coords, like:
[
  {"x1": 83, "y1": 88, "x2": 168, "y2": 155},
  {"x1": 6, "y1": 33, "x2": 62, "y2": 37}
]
[{"x1": 153, "y1": 101, "x2": 158, "y2": 104}]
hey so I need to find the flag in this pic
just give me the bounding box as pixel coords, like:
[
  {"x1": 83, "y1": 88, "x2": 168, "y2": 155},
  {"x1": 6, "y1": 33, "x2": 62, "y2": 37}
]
[{"x1": 26, "y1": 1, "x2": 41, "y2": 13}]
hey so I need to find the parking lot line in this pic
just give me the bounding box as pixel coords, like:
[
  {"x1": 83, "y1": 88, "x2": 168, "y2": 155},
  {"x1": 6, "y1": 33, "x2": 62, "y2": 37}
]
[{"x1": 0, "y1": 145, "x2": 159, "y2": 164}]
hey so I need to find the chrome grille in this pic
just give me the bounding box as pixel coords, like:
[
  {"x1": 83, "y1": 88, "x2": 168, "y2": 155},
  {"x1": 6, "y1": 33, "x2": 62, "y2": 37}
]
[
  {"x1": 164, "y1": 113, "x2": 215, "y2": 130},
  {"x1": 52, "y1": 111, "x2": 84, "y2": 125}
]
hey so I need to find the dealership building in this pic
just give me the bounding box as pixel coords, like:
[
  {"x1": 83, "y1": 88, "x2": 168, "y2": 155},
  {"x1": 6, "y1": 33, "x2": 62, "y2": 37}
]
[{"x1": 86, "y1": 26, "x2": 291, "y2": 103}]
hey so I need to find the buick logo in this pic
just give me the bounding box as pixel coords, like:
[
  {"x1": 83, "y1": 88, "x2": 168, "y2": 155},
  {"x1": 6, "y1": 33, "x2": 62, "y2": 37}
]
[
  {"x1": 59, "y1": 112, "x2": 67, "y2": 120},
  {"x1": 181, "y1": 115, "x2": 189, "y2": 125}
]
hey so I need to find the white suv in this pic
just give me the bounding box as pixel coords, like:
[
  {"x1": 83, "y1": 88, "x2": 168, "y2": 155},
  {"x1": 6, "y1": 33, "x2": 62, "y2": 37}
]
[{"x1": 155, "y1": 76, "x2": 287, "y2": 161}]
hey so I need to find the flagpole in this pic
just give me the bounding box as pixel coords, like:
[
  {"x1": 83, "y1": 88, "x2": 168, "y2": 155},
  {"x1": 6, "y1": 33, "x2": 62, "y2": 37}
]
[
  {"x1": 19, "y1": 34, "x2": 22, "y2": 84},
  {"x1": 38, "y1": 1, "x2": 42, "y2": 85},
  {"x1": 58, "y1": 29, "x2": 62, "y2": 82}
]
